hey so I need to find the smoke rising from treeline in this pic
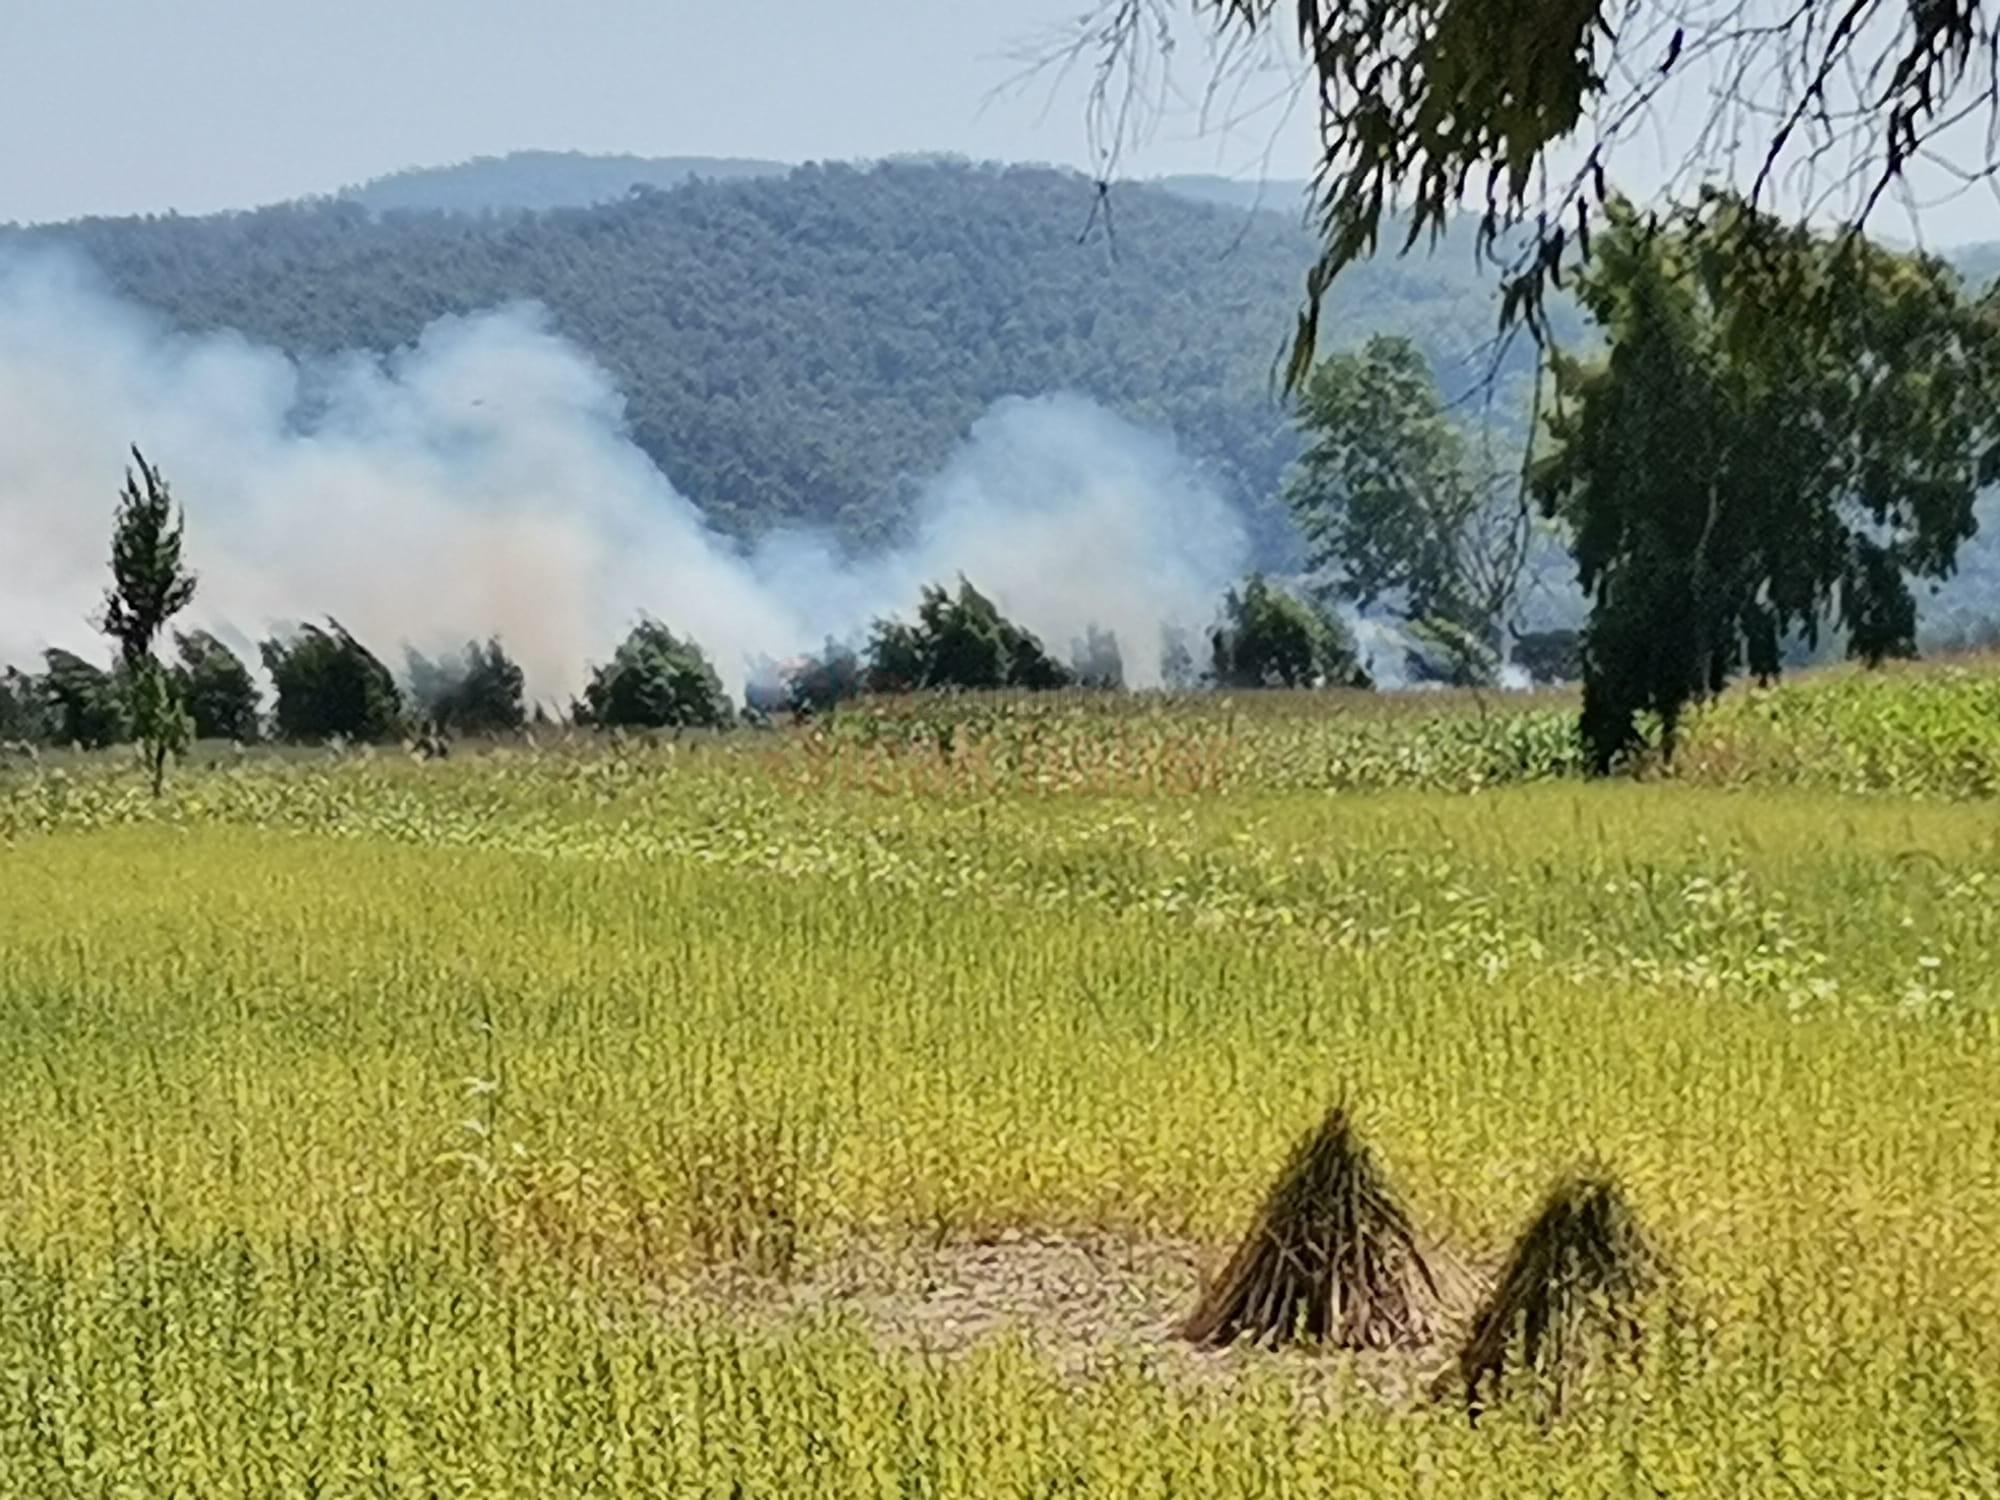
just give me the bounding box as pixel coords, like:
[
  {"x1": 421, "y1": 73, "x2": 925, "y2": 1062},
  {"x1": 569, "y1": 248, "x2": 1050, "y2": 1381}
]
[{"x1": 0, "y1": 251, "x2": 1251, "y2": 701}]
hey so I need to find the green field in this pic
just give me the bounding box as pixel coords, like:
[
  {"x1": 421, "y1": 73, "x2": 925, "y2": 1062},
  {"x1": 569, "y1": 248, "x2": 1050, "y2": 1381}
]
[{"x1": 4, "y1": 671, "x2": 2000, "y2": 1496}]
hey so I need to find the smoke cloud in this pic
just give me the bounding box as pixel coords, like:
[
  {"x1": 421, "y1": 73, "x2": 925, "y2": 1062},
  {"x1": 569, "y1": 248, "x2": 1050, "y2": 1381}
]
[{"x1": 0, "y1": 250, "x2": 1249, "y2": 702}]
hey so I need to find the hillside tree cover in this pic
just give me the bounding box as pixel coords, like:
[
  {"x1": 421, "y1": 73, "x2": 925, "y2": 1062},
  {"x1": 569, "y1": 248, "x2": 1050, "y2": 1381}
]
[
  {"x1": 337, "y1": 151, "x2": 789, "y2": 214},
  {"x1": 261, "y1": 622, "x2": 405, "y2": 744},
  {"x1": 99, "y1": 449, "x2": 196, "y2": 793},
  {"x1": 1535, "y1": 194, "x2": 2000, "y2": 770},
  {"x1": 10, "y1": 162, "x2": 1530, "y2": 556}
]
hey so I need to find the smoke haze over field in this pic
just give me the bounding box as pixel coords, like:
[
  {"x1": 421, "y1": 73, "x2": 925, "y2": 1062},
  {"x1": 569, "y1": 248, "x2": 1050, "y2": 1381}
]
[{"x1": 0, "y1": 252, "x2": 1249, "y2": 701}]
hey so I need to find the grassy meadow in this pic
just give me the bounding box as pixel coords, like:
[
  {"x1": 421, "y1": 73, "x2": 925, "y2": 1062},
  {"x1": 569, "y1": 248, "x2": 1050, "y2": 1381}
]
[{"x1": 4, "y1": 667, "x2": 2000, "y2": 1495}]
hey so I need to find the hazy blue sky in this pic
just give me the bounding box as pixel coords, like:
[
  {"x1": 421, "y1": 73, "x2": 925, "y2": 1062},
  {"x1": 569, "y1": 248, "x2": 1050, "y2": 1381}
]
[
  {"x1": 0, "y1": 1, "x2": 1317, "y2": 224},
  {"x1": 1, "y1": 1, "x2": 1992, "y2": 244}
]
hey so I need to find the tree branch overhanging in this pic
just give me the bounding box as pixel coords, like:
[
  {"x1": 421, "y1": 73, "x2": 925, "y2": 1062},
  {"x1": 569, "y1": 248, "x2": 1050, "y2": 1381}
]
[{"x1": 1065, "y1": 0, "x2": 1999, "y2": 384}]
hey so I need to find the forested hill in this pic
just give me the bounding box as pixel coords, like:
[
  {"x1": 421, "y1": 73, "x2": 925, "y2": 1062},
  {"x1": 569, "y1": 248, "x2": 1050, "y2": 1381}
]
[
  {"x1": 337, "y1": 151, "x2": 792, "y2": 214},
  {"x1": 5, "y1": 160, "x2": 1520, "y2": 555}
]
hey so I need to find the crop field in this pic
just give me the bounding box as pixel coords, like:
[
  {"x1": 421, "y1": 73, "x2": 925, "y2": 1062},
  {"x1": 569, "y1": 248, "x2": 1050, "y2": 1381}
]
[{"x1": 4, "y1": 667, "x2": 2000, "y2": 1496}]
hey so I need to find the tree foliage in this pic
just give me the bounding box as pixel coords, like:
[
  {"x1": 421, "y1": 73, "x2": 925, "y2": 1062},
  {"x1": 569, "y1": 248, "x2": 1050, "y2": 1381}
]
[
  {"x1": 261, "y1": 622, "x2": 405, "y2": 744},
  {"x1": 1285, "y1": 334, "x2": 1529, "y2": 683},
  {"x1": 1511, "y1": 628, "x2": 1584, "y2": 686},
  {"x1": 100, "y1": 449, "x2": 197, "y2": 671},
  {"x1": 578, "y1": 621, "x2": 734, "y2": 731},
  {"x1": 1070, "y1": 624, "x2": 1126, "y2": 690},
  {"x1": 782, "y1": 641, "x2": 866, "y2": 717},
  {"x1": 1160, "y1": 626, "x2": 1200, "y2": 690},
  {"x1": 0, "y1": 668, "x2": 47, "y2": 743},
  {"x1": 1209, "y1": 573, "x2": 1371, "y2": 689},
  {"x1": 1082, "y1": 2, "x2": 2000, "y2": 374},
  {"x1": 406, "y1": 638, "x2": 527, "y2": 736},
  {"x1": 99, "y1": 448, "x2": 197, "y2": 793},
  {"x1": 1535, "y1": 195, "x2": 2000, "y2": 770},
  {"x1": 864, "y1": 579, "x2": 1073, "y2": 693},
  {"x1": 129, "y1": 662, "x2": 191, "y2": 787},
  {"x1": 39, "y1": 650, "x2": 129, "y2": 749},
  {"x1": 12, "y1": 162, "x2": 1530, "y2": 557},
  {"x1": 173, "y1": 631, "x2": 260, "y2": 743}
]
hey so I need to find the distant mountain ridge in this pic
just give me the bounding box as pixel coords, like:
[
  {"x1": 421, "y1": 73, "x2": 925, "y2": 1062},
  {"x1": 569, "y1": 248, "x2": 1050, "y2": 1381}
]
[
  {"x1": 337, "y1": 150, "x2": 792, "y2": 215},
  {"x1": 8, "y1": 158, "x2": 1534, "y2": 559},
  {"x1": 332, "y1": 151, "x2": 1328, "y2": 222},
  {"x1": 322, "y1": 152, "x2": 1998, "y2": 270},
  {"x1": 5, "y1": 151, "x2": 1993, "y2": 639}
]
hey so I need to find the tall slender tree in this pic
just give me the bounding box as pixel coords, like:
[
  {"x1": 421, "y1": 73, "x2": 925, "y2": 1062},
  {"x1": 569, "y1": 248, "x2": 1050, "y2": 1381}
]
[{"x1": 100, "y1": 448, "x2": 196, "y2": 793}]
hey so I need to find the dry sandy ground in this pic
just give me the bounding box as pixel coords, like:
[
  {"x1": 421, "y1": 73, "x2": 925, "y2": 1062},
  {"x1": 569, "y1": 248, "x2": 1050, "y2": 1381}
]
[{"x1": 657, "y1": 1232, "x2": 1476, "y2": 1407}]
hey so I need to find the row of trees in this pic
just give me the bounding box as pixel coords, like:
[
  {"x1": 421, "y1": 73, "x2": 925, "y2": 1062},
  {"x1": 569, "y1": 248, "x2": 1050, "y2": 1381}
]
[
  {"x1": 2, "y1": 631, "x2": 259, "y2": 752},
  {"x1": 1283, "y1": 192, "x2": 1999, "y2": 769},
  {"x1": 0, "y1": 623, "x2": 536, "y2": 754},
  {"x1": 756, "y1": 572, "x2": 1374, "y2": 717},
  {"x1": 49, "y1": 189, "x2": 1986, "y2": 785},
  {"x1": 4, "y1": 584, "x2": 1375, "y2": 759},
  {"x1": 5, "y1": 498, "x2": 1380, "y2": 769}
]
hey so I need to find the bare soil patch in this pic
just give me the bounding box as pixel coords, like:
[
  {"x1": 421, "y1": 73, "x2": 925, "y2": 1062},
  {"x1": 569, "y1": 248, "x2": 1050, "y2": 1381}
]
[{"x1": 659, "y1": 1230, "x2": 1471, "y2": 1405}]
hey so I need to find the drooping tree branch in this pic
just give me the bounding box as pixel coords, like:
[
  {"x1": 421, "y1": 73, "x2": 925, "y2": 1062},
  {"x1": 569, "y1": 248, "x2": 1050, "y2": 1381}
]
[{"x1": 1052, "y1": 0, "x2": 1998, "y2": 382}]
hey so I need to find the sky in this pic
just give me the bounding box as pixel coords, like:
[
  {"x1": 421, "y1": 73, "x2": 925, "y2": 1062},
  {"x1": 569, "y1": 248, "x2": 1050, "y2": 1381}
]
[
  {"x1": 0, "y1": 0, "x2": 1315, "y2": 224},
  {"x1": 0, "y1": 1, "x2": 1993, "y2": 242}
]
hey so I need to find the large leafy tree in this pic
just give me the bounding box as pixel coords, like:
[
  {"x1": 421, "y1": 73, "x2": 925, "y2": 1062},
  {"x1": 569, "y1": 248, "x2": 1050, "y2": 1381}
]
[
  {"x1": 100, "y1": 448, "x2": 196, "y2": 793},
  {"x1": 578, "y1": 621, "x2": 735, "y2": 731},
  {"x1": 1285, "y1": 335, "x2": 1528, "y2": 683},
  {"x1": 406, "y1": 638, "x2": 528, "y2": 737},
  {"x1": 1078, "y1": 2, "x2": 1999, "y2": 374},
  {"x1": 261, "y1": 622, "x2": 405, "y2": 744},
  {"x1": 173, "y1": 630, "x2": 261, "y2": 743},
  {"x1": 1209, "y1": 573, "x2": 1372, "y2": 689},
  {"x1": 1535, "y1": 194, "x2": 2000, "y2": 770},
  {"x1": 39, "y1": 650, "x2": 129, "y2": 750},
  {"x1": 864, "y1": 579, "x2": 1073, "y2": 693}
]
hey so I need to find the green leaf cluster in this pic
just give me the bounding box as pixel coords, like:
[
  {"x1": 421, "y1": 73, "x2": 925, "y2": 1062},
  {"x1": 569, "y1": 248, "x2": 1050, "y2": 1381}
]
[
  {"x1": 173, "y1": 630, "x2": 261, "y2": 743},
  {"x1": 1209, "y1": 573, "x2": 1371, "y2": 689},
  {"x1": 261, "y1": 622, "x2": 405, "y2": 744},
  {"x1": 864, "y1": 579, "x2": 1071, "y2": 694},
  {"x1": 578, "y1": 621, "x2": 734, "y2": 731},
  {"x1": 1536, "y1": 194, "x2": 2000, "y2": 770},
  {"x1": 406, "y1": 638, "x2": 527, "y2": 736}
]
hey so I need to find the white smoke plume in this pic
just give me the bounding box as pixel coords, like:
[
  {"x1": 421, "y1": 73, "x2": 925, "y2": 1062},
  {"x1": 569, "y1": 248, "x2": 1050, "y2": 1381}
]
[{"x1": 0, "y1": 250, "x2": 1249, "y2": 703}]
